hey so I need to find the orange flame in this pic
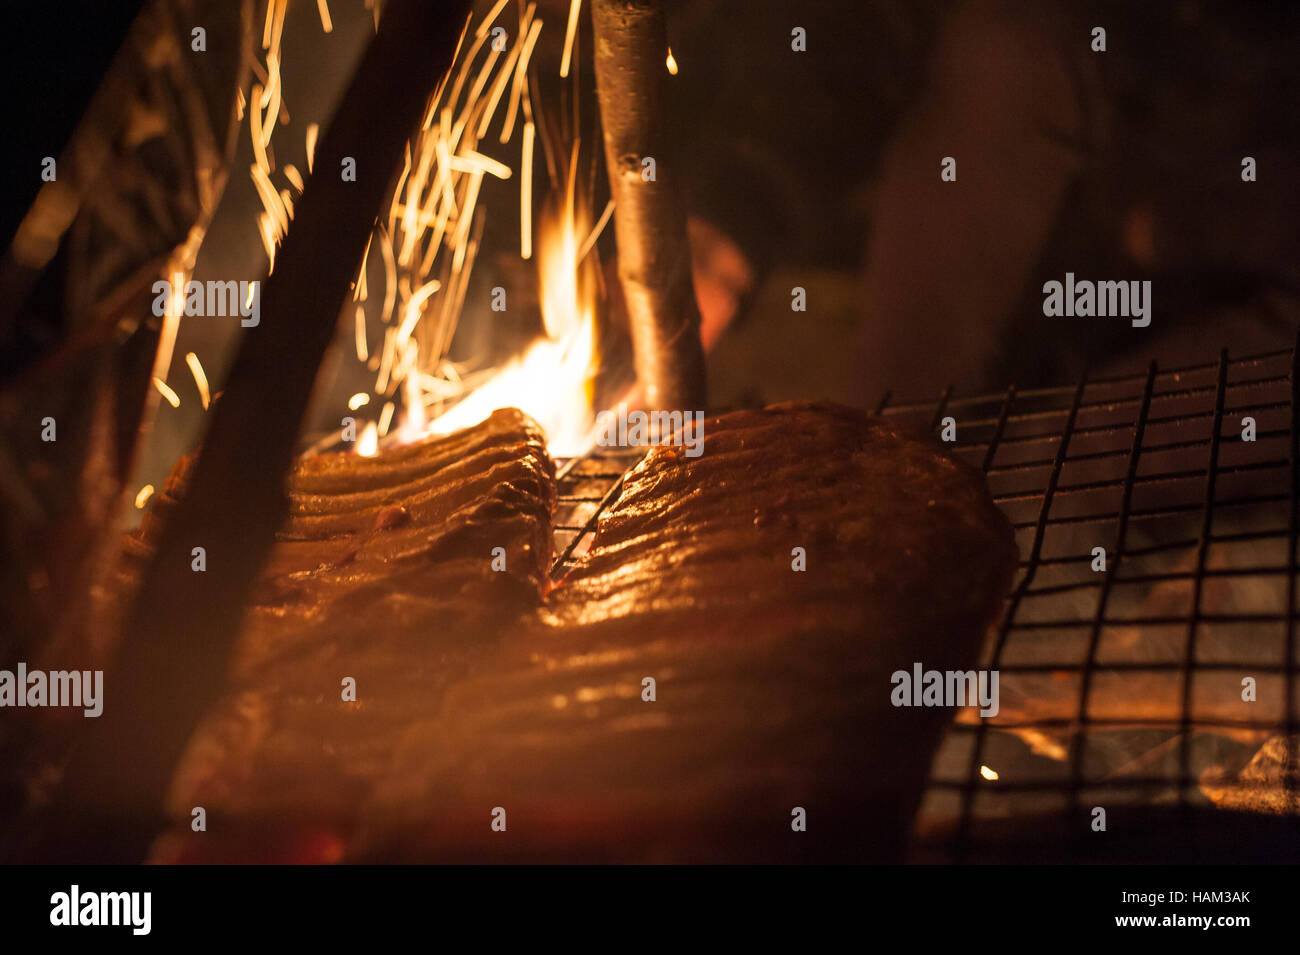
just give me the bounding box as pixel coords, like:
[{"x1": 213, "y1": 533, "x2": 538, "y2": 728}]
[{"x1": 424, "y1": 166, "x2": 598, "y2": 456}]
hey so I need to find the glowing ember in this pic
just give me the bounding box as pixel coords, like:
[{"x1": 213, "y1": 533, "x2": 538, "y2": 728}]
[
  {"x1": 357, "y1": 421, "x2": 379, "y2": 457},
  {"x1": 980, "y1": 765, "x2": 999, "y2": 781}
]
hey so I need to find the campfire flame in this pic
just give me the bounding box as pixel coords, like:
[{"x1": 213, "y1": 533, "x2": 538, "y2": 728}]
[
  {"x1": 315, "y1": 0, "x2": 605, "y2": 459},
  {"x1": 423, "y1": 160, "x2": 598, "y2": 457}
]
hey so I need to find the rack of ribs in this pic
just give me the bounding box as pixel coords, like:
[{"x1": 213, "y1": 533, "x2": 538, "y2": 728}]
[
  {"x1": 347, "y1": 402, "x2": 1017, "y2": 862},
  {"x1": 139, "y1": 408, "x2": 555, "y2": 862},
  {"x1": 127, "y1": 402, "x2": 1017, "y2": 862}
]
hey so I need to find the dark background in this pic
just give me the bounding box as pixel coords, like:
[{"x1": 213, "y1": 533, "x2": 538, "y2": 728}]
[
  {"x1": 4, "y1": 1, "x2": 1300, "y2": 409},
  {"x1": 0, "y1": 2, "x2": 144, "y2": 251}
]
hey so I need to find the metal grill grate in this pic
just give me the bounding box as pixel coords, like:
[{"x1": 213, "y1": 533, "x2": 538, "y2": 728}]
[
  {"x1": 547, "y1": 339, "x2": 1300, "y2": 860},
  {"x1": 550, "y1": 446, "x2": 649, "y2": 580},
  {"x1": 885, "y1": 341, "x2": 1300, "y2": 860}
]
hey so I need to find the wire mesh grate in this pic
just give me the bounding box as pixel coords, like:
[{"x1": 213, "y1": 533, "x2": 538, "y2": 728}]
[
  {"x1": 547, "y1": 339, "x2": 1300, "y2": 860},
  {"x1": 882, "y1": 341, "x2": 1300, "y2": 860},
  {"x1": 549, "y1": 446, "x2": 649, "y2": 580}
]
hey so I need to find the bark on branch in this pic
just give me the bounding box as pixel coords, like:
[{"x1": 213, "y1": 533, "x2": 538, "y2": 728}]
[
  {"x1": 18, "y1": 0, "x2": 473, "y2": 864},
  {"x1": 592, "y1": 0, "x2": 706, "y2": 412}
]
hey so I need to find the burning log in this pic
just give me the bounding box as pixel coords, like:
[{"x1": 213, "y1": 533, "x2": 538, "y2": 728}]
[
  {"x1": 20, "y1": 0, "x2": 474, "y2": 864},
  {"x1": 592, "y1": 0, "x2": 706, "y2": 412}
]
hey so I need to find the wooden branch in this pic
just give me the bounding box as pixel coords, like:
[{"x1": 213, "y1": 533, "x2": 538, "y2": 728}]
[
  {"x1": 592, "y1": 0, "x2": 706, "y2": 412},
  {"x1": 18, "y1": 0, "x2": 473, "y2": 864},
  {"x1": 0, "y1": 0, "x2": 252, "y2": 676}
]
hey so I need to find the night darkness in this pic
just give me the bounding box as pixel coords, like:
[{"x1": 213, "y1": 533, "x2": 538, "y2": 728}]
[
  {"x1": 0, "y1": 3, "x2": 143, "y2": 246},
  {"x1": 0, "y1": 0, "x2": 1298, "y2": 936}
]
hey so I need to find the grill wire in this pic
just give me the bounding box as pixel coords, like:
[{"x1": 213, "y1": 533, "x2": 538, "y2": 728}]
[
  {"x1": 549, "y1": 446, "x2": 649, "y2": 580},
  {"x1": 548, "y1": 338, "x2": 1300, "y2": 861}
]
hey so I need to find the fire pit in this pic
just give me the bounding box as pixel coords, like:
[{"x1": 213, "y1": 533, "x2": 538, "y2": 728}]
[{"x1": 1, "y1": 0, "x2": 1298, "y2": 875}]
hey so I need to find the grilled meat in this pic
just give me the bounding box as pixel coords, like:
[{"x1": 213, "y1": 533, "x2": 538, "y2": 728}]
[
  {"x1": 145, "y1": 408, "x2": 554, "y2": 862},
  {"x1": 353, "y1": 402, "x2": 1017, "y2": 862}
]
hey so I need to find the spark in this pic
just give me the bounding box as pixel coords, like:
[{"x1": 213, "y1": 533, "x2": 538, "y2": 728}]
[
  {"x1": 460, "y1": 46, "x2": 504, "y2": 135},
  {"x1": 355, "y1": 0, "x2": 597, "y2": 453},
  {"x1": 185, "y1": 352, "x2": 210, "y2": 409},
  {"x1": 477, "y1": 28, "x2": 523, "y2": 140},
  {"x1": 376, "y1": 327, "x2": 396, "y2": 394},
  {"x1": 378, "y1": 227, "x2": 397, "y2": 325},
  {"x1": 475, "y1": 0, "x2": 511, "y2": 39},
  {"x1": 396, "y1": 279, "x2": 443, "y2": 348},
  {"x1": 248, "y1": 6, "x2": 296, "y2": 272},
  {"x1": 427, "y1": 131, "x2": 598, "y2": 455},
  {"x1": 256, "y1": 212, "x2": 277, "y2": 272},
  {"x1": 357, "y1": 421, "x2": 379, "y2": 457},
  {"x1": 378, "y1": 401, "x2": 396, "y2": 437},
  {"x1": 399, "y1": 359, "x2": 426, "y2": 440},
  {"x1": 521, "y1": 120, "x2": 535, "y2": 259},
  {"x1": 152, "y1": 377, "x2": 181, "y2": 408},
  {"x1": 666, "y1": 46, "x2": 678, "y2": 75},
  {"x1": 261, "y1": 0, "x2": 276, "y2": 49},
  {"x1": 251, "y1": 164, "x2": 289, "y2": 235},
  {"x1": 316, "y1": 0, "x2": 333, "y2": 33},
  {"x1": 451, "y1": 149, "x2": 512, "y2": 180},
  {"x1": 150, "y1": 263, "x2": 186, "y2": 388},
  {"x1": 434, "y1": 119, "x2": 457, "y2": 220},
  {"x1": 394, "y1": 340, "x2": 420, "y2": 386},
  {"x1": 451, "y1": 171, "x2": 484, "y2": 273},
  {"x1": 354, "y1": 232, "x2": 373, "y2": 302},
  {"x1": 348, "y1": 392, "x2": 371, "y2": 410},
  {"x1": 576, "y1": 198, "x2": 614, "y2": 264},
  {"x1": 259, "y1": 53, "x2": 282, "y2": 139},
  {"x1": 500, "y1": 16, "x2": 542, "y2": 145},
  {"x1": 306, "y1": 123, "x2": 319, "y2": 174},
  {"x1": 560, "y1": 0, "x2": 581, "y2": 78},
  {"x1": 980, "y1": 765, "x2": 1000, "y2": 781},
  {"x1": 134, "y1": 485, "x2": 155, "y2": 509},
  {"x1": 389, "y1": 147, "x2": 412, "y2": 237},
  {"x1": 268, "y1": 0, "x2": 288, "y2": 55},
  {"x1": 446, "y1": 31, "x2": 492, "y2": 127},
  {"x1": 354, "y1": 305, "x2": 369, "y2": 361},
  {"x1": 250, "y1": 85, "x2": 271, "y2": 173}
]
